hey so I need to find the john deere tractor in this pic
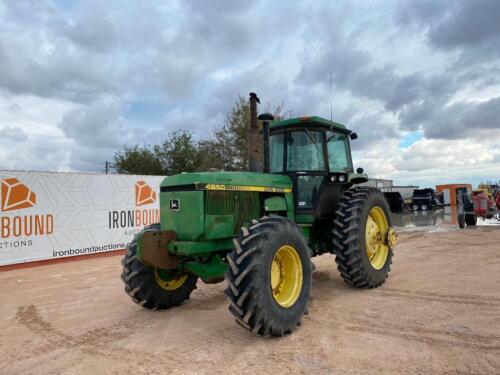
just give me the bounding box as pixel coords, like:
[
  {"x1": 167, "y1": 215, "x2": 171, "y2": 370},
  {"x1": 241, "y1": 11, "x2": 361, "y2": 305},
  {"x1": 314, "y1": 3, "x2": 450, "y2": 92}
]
[{"x1": 121, "y1": 93, "x2": 396, "y2": 336}]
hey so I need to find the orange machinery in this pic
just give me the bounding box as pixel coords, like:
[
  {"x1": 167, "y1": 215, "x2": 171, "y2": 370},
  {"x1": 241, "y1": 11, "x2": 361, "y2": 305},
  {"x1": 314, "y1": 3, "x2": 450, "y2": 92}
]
[
  {"x1": 436, "y1": 184, "x2": 472, "y2": 206},
  {"x1": 436, "y1": 184, "x2": 473, "y2": 226}
]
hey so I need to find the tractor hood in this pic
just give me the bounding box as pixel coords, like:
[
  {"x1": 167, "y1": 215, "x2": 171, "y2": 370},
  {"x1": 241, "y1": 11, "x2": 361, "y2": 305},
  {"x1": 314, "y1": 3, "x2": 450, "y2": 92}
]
[
  {"x1": 158, "y1": 171, "x2": 293, "y2": 243},
  {"x1": 160, "y1": 171, "x2": 292, "y2": 192}
]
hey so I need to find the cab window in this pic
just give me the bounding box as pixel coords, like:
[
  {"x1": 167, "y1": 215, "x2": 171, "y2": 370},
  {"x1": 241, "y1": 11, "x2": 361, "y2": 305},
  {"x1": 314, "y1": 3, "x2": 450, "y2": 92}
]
[
  {"x1": 286, "y1": 130, "x2": 325, "y2": 171},
  {"x1": 327, "y1": 131, "x2": 352, "y2": 172}
]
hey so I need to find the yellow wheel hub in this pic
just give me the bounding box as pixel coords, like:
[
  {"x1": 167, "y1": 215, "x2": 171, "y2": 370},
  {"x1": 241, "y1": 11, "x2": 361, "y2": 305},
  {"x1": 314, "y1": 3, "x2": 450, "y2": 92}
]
[
  {"x1": 155, "y1": 269, "x2": 188, "y2": 291},
  {"x1": 365, "y1": 207, "x2": 394, "y2": 270},
  {"x1": 271, "y1": 245, "x2": 303, "y2": 308}
]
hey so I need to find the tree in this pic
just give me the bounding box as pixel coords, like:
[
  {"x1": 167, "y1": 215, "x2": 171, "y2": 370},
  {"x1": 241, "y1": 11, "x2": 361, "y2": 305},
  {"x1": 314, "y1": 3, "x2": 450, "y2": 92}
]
[
  {"x1": 199, "y1": 96, "x2": 287, "y2": 171},
  {"x1": 112, "y1": 145, "x2": 164, "y2": 175},
  {"x1": 157, "y1": 130, "x2": 201, "y2": 175},
  {"x1": 110, "y1": 95, "x2": 287, "y2": 174}
]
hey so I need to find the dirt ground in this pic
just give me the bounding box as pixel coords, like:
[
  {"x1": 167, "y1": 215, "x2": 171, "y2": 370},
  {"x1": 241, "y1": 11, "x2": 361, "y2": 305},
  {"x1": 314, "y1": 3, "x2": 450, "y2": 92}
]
[{"x1": 1, "y1": 225, "x2": 500, "y2": 375}]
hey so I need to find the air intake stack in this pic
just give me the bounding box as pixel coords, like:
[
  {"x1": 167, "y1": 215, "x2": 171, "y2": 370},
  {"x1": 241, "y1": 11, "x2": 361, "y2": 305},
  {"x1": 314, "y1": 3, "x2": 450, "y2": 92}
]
[{"x1": 258, "y1": 113, "x2": 275, "y2": 173}]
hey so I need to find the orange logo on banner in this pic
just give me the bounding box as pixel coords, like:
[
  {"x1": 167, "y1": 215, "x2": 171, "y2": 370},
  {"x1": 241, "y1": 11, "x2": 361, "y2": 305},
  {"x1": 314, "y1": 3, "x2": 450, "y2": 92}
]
[
  {"x1": 135, "y1": 181, "x2": 157, "y2": 206},
  {"x1": 1, "y1": 178, "x2": 37, "y2": 212}
]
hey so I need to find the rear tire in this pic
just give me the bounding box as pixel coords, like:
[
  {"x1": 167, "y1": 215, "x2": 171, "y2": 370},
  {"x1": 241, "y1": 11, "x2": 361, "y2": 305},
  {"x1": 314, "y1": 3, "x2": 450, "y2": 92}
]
[
  {"x1": 225, "y1": 216, "x2": 312, "y2": 336},
  {"x1": 121, "y1": 224, "x2": 198, "y2": 310},
  {"x1": 332, "y1": 187, "x2": 394, "y2": 288},
  {"x1": 465, "y1": 214, "x2": 477, "y2": 226}
]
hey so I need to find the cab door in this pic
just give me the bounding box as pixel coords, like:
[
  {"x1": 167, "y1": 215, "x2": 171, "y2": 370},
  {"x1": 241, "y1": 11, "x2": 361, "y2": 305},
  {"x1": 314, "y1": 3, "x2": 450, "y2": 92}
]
[
  {"x1": 314, "y1": 130, "x2": 354, "y2": 217},
  {"x1": 326, "y1": 130, "x2": 353, "y2": 173},
  {"x1": 285, "y1": 129, "x2": 326, "y2": 212}
]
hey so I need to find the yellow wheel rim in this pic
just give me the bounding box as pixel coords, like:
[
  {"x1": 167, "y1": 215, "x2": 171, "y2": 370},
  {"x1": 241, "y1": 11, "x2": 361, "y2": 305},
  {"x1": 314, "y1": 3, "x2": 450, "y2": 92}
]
[
  {"x1": 271, "y1": 245, "x2": 303, "y2": 308},
  {"x1": 154, "y1": 269, "x2": 188, "y2": 291},
  {"x1": 365, "y1": 207, "x2": 390, "y2": 270}
]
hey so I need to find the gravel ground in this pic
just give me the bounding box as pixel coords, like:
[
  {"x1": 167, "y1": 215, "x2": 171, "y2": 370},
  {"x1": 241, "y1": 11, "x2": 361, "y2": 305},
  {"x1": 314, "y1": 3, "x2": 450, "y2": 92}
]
[{"x1": 1, "y1": 225, "x2": 499, "y2": 374}]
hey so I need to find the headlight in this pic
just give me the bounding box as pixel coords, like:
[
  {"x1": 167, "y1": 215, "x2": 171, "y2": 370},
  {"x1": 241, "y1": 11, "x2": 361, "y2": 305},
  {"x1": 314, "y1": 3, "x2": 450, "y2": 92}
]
[
  {"x1": 339, "y1": 175, "x2": 346, "y2": 182},
  {"x1": 331, "y1": 175, "x2": 337, "y2": 182}
]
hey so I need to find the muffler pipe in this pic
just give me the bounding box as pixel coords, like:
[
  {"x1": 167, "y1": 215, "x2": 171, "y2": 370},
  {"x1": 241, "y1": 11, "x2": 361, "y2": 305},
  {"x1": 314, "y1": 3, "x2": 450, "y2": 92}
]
[{"x1": 248, "y1": 93, "x2": 261, "y2": 172}]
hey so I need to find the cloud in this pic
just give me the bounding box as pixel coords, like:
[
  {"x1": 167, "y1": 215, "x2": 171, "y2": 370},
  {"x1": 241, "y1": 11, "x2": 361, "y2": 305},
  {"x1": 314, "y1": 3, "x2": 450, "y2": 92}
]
[
  {"x1": 0, "y1": 0, "x2": 498, "y2": 188},
  {"x1": 400, "y1": 96, "x2": 500, "y2": 140},
  {"x1": 397, "y1": 0, "x2": 500, "y2": 62},
  {"x1": 58, "y1": 96, "x2": 164, "y2": 170},
  {"x1": 294, "y1": 34, "x2": 457, "y2": 115},
  {"x1": 59, "y1": 97, "x2": 125, "y2": 149},
  {"x1": 0, "y1": 135, "x2": 70, "y2": 172},
  {"x1": 0, "y1": 125, "x2": 28, "y2": 142}
]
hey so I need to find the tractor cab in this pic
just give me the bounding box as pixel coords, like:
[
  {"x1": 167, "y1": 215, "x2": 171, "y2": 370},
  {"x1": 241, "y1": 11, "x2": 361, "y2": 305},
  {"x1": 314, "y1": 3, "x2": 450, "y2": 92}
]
[{"x1": 267, "y1": 116, "x2": 364, "y2": 217}]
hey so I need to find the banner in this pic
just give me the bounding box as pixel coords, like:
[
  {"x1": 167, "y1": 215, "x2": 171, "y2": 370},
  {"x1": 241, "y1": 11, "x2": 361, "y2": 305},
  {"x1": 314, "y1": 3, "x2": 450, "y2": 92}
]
[{"x1": 0, "y1": 171, "x2": 165, "y2": 266}]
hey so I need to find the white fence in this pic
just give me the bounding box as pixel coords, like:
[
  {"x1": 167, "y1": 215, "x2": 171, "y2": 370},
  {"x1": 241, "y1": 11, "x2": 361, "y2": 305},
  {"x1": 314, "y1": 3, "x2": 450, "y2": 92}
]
[{"x1": 0, "y1": 171, "x2": 165, "y2": 266}]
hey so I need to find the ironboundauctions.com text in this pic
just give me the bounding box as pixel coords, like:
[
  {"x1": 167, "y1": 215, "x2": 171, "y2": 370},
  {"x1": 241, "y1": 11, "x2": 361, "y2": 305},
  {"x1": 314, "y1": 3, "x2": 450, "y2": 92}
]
[{"x1": 52, "y1": 243, "x2": 126, "y2": 257}]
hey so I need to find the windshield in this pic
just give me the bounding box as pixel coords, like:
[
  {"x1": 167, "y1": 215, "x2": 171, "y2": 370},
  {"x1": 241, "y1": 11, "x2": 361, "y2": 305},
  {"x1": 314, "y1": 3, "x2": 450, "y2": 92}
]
[{"x1": 287, "y1": 130, "x2": 325, "y2": 171}]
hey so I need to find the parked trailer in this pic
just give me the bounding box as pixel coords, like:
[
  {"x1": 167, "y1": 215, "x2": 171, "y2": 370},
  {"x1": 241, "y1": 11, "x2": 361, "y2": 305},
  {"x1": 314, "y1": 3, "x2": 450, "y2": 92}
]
[
  {"x1": 411, "y1": 188, "x2": 440, "y2": 211},
  {"x1": 383, "y1": 192, "x2": 405, "y2": 213},
  {"x1": 380, "y1": 186, "x2": 418, "y2": 210}
]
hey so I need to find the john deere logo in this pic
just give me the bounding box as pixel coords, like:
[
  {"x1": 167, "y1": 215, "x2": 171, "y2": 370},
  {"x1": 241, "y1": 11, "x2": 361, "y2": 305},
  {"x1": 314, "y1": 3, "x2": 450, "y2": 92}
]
[
  {"x1": 135, "y1": 180, "x2": 157, "y2": 206},
  {"x1": 169, "y1": 199, "x2": 180, "y2": 211},
  {"x1": 1, "y1": 178, "x2": 37, "y2": 212}
]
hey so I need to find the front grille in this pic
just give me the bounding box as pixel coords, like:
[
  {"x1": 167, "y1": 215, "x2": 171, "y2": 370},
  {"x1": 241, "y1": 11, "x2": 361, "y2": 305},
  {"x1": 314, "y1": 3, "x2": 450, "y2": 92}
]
[{"x1": 206, "y1": 190, "x2": 260, "y2": 234}]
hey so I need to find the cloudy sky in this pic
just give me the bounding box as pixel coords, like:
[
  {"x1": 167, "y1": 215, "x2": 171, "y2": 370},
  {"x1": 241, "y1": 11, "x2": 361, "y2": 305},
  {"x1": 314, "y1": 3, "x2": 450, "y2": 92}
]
[{"x1": 0, "y1": 0, "x2": 499, "y2": 187}]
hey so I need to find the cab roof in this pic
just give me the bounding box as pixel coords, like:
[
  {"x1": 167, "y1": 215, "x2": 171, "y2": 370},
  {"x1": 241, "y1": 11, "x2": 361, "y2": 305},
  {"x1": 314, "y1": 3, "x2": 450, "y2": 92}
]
[{"x1": 270, "y1": 116, "x2": 348, "y2": 132}]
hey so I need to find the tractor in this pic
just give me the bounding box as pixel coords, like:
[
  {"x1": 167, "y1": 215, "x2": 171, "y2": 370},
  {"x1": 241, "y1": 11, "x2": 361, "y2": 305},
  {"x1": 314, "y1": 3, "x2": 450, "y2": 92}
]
[
  {"x1": 121, "y1": 93, "x2": 396, "y2": 336},
  {"x1": 458, "y1": 188, "x2": 500, "y2": 227}
]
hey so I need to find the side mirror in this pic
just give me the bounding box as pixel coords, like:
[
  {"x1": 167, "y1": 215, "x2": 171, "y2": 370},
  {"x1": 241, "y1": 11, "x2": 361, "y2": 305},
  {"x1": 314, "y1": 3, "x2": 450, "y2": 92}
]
[
  {"x1": 349, "y1": 132, "x2": 358, "y2": 140},
  {"x1": 356, "y1": 167, "x2": 364, "y2": 174}
]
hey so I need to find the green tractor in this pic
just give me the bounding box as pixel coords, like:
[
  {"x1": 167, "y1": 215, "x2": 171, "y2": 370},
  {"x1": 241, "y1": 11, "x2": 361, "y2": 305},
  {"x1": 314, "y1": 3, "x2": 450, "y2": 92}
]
[{"x1": 121, "y1": 93, "x2": 396, "y2": 336}]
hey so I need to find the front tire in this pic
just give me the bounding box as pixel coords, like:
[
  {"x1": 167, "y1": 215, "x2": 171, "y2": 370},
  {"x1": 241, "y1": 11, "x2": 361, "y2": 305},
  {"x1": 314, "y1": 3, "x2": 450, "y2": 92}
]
[
  {"x1": 121, "y1": 224, "x2": 198, "y2": 310},
  {"x1": 458, "y1": 212, "x2": 466, "y2": 228},
  {"x1": 333, "y1": 187, "x2": 395, "y2": 288},
  {"x1": 225, "y1": 216, "x2": 312, "y2": 336}
]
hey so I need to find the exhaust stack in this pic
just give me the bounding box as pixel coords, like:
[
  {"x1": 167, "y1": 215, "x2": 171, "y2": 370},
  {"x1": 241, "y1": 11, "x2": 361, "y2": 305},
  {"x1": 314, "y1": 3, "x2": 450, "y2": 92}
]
[{"x1": 248, "y1": 93, "x2": 263, "y2": 172}]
